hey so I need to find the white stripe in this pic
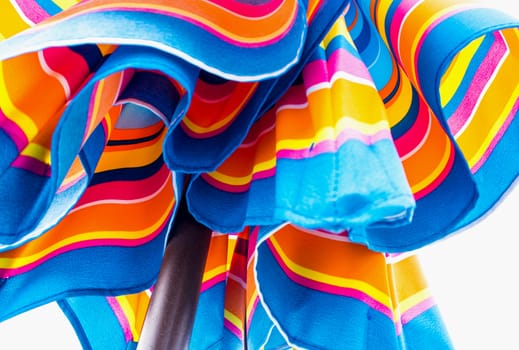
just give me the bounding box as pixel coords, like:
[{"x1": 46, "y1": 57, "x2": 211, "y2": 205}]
[{"x1": 38, "y1": 50, "x2": 71, "y2": 99}]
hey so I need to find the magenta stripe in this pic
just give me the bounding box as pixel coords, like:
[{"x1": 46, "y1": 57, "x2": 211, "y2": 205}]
[
  {"x1": 302, "y1": 59, "x2": 329, "y2": 88},
  {"x1": 447, "y1": 32, "x2": 506, "y2": 134},
  {"x1": 401, "y1": 297, "x2": 435, "y2": 325},
  {"x1": 224, "y1": 318, "x2": 243, "y2": 340},
  {"x1": 0, "y1": 108, "x2": 29, "y2": 151},
  {"x1": 207, "y1": 0, "x2": 284, "y2": 18},
  {"x1": 246, "y1": 296, "x2": 260, "y2": 330},
  {"x1": 388, "y1": 0, "x2": 416, "y2": 67},
  {"x1": 65, "y1": 6, "x2": 296, "y2": 48},
  {"x1": 0, "y1": 212, "x2": 171, "y2": 277},
  {"x1": 394, "y1": 98, "x2": 430, "y2": 157},
  {"x1": 106, "y1": 297, "x2": 134, "y2": 343},
  {"x1": 276, "y1": 128, "x2": 392, "y2": 159},
  {"x1": 472, "y1": 97, "x2": 519, "y2": 173},
  {"x1": 263, "y1": 240, "x2": 393, "y2": 319},
  {"x1": 200, "y1": 273, "x2": 226, "y2": 293},
  {"x1": 11, "y1": 155, "x2": 51, "y2": 176}
]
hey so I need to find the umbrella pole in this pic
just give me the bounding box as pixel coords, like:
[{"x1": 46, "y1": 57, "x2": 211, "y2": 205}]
[{"x1": 137, "y1": 200, "x2": 212, "y2": 350}]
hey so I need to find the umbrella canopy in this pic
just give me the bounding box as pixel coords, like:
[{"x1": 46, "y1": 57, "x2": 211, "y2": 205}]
[{"x1": 0, "y1": 0, "x2": 517, "y2": 348}]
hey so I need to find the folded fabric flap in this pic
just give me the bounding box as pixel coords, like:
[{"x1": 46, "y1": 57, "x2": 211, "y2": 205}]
[
  {"x1": 342, "y1": 0, "x2": 519, "y2": 251},
  {"x1": 253, "y1": 225, "x2": 453, "y2": 349},
  {"x1": 187, "y1": 17, "x2": 415, "y2": 235},
  {"x1": 0, "y1": 44, "x2": 197, "y2": 249},
  {"x1": 0, "y1": 0, "x2": 309, "y2": 82}
]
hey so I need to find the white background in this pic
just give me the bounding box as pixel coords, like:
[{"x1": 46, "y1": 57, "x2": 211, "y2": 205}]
[{"x1": 0, "y1": 1, "x2": 517, "y2": 349}]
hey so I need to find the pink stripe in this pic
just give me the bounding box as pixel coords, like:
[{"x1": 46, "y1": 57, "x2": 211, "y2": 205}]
[
  {"x1": 200, "y1": 273, "x2": 226, "y2": 293},
  {"x1": 277, "y1": 129, "x2": 392, "y2": 159},
  {"x1": 0, "y1": 212, "x2": 171, "y2": 277},
  {"x1": 224, "y1": 318, "x2": 243, "y2": 340},
  {"x1": 106, "y1": 297, "x2": 134, "y2": 342},
  {"x1": 327, "y1": 48, "x2": 373, "y2": 81},
  {"x1": 0, "y1": 108, "x2": 29, "y2": 151},
  {"x1": 83, "y1": 82, "x2": 100, "y2": 144},
  {"x1": 11, "y1": 155, "x2": 51, "y2": 176},
  {"x1": 447, "y1": 32, "x2": 507, "y2": 134},
  {"x1": 264, "y1": 240, "x2": 393, "y2": 319},
  {"x1": 13, "y1": 0, "x2": 52, "y2": 24},
  {"x1": 471, "y1": 97, "x2": 519, "y2": 173},
  {"x1": 401, "y1": 297, "x2": 435, "y2": 325}
]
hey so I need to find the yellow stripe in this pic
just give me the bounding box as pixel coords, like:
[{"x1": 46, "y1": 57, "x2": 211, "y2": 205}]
[
  {"x1": 51, "y1": 0, "x2": 80, "y2": 10},
  {"x1": 398, "y1": 288, "x2": 431, "y2": 314},
  {"x1": 202, "y1": 264, "x2": 227, "y2": 282},
  {"x1": 115, "y1": 293, "x2": 150, "y2": 342},
  {"x1": 374, "y1": 0, "x2": 393, "y2": 49},
  {"x1": 269, "y1": 236, "x2": 392, "y2": 308},
  {"x1": 466, "y1": 85, "x2": 519, "y2": 168},
  {"x1": 246, "y1": 289, "x2": 258, "y2": 320},
  {"x1": 407, "y1": 3, "x2": 473, "y2": 86},
  {"x1": 20, "y1": 143, "x2": 51, "y2": 164},
  {"x1": 115, "y1": 296, "x2": 139, "y2": 341},
  {"x1": 208, "y1": 158, "x2": 275, "y2": 186},
  {"x1": 224, "y1": 309, "x2": 243, "y2": 331},
  {"x1": 439, "y1": 37, "x2": 484, "y2": 107},
  {"x1": 0, "y1": 0, "x2": 31, "y2": 38},
  {"x1": 0, "y1": 62, "x2": 38, "y2": 140},
  {"x1": 321, "y1": 16, "x2": 352, "y2": 49},
  {"x1": 95, "y1": 136, "x2": 164, "y2": 172},
  {"x1": 0, "y1": 197, "x2": 174, "y2": 269}
]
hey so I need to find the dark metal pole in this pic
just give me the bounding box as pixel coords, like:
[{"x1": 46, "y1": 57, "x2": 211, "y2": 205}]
[{"x1": 137, "y1": 200, "x2": 212, "y2": 350}]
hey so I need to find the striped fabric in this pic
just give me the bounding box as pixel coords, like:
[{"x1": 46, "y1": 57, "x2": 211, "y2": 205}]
[
  {"x1": 188, "y1": 1, "x2": 519, "y2": 252},
  {"x1": 0, "y1": 0, "x2": 517, "y2": 349},
  {"x1": 58, "y1": 226, "x2": 452, "y2": 349}
]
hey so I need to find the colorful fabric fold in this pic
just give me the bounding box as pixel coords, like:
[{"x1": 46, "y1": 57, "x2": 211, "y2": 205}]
[
  {"x1": 0, "y1": 109, "x2": 185, "y2": 320},
  {"x1": 57, "y1": 226, "x2": 453, "y2": 349},
  {"x1": 0, "y1": 0, "x2": 345, "y2": 247},
  {"x1": 187, "y1": 1, "x2": 519, "y2": 252}
]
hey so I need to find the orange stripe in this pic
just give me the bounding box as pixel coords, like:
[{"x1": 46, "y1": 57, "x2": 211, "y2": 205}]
[
  {"x1": 272, "y1": 226, "x2": 389, "y2": 292},
  {"x1": 46, "y1": 0, "x2": 299, "y2": 44}
]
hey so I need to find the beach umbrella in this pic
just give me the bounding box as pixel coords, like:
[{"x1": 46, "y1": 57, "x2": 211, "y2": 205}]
[{"x1": 0, "y1": 0, "x2": 517, "y2": 348}]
